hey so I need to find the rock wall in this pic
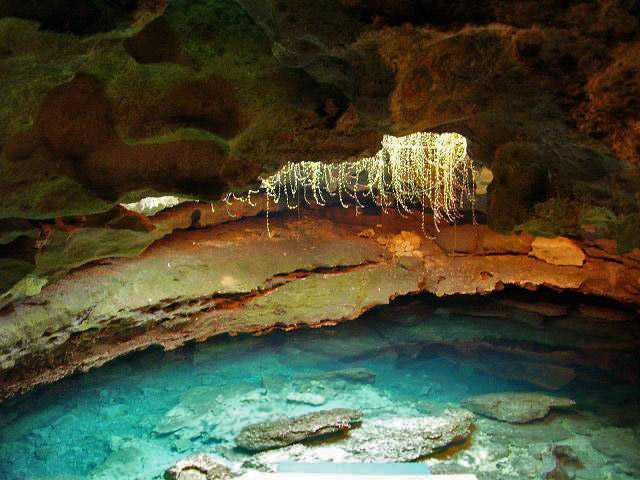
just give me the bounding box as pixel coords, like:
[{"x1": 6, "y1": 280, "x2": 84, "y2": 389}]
[
  {"x1": 1, "y1": 205, "x2": 638, "y2": 402},
  {"x1": 1, "y1": 0, "x2": 639, "y2": 298}
]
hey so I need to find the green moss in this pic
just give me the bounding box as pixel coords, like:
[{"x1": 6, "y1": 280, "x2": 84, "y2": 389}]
[
  {"x1": 0, "y1": 172, "x2": 113, "y2": 220},
  {"x1": 35, "y1": 227, "x2": 162, "y2": 277},
  {"x1": 517, "y1": 199, "x2": 640, "y2": 254},
  {"x1": 165, "y1": 0, "x2": 291, "y2": 114},
  {"x1": 125, "y1": 128, "x2": 230, "y2": 154},
  {"x1": 0, "y1": 18, "x2": 89, "y2": 140},
  {"x1": 613, "y1": 214, "x2": 640, "y2": 254},
  {"x1": 517, "y1": 198, "x2": 580, "y2": 237},
  {"x1": 579, "y1": 206, "x2": 617, "y2": 237},
  {"x1": 0, "y1": 258, "x2": 35, "y2": 293}
]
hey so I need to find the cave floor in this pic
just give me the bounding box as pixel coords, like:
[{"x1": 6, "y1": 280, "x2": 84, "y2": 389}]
[{"x1": 0, "y1": 296, "x2": 639, "y2": 480}]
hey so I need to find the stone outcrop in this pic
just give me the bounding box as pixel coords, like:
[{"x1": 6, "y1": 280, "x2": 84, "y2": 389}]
[
  {"x1": 235, "y1": 408, "x2": 363, "y2": 452},
  {"x1": 461, "y1": 392, "x2": 576, "y2": 423},
  {"x1": 302, "y1": 368, "x2": 377, "y2": 385},
  {"x1": 0, "y1": 208, "x2": 638, "y2": 402},
  {"x1": 530, "y1": 237, "x2": 586, "y2": 266},
  {"x1": 0, "y1": 0, "x2": 638, "y2": 404}
]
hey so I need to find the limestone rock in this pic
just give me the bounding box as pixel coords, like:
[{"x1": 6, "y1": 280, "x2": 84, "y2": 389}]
[
  {"x1": 434, "y1": 224, "x2": 478, "y2": 254},
  {"x1": 542, "y1": 444, "x2": 583, "y2": 480},
  {"x1": 253, "y1": 409, "x2": 475, "y2": 464},
  {"x1": 235, "y1": 408, "x2": 362, "y2": 452},
  {"x1": 478, "y1": 226, "x2": 533, "y2": 254},
  {"x1": 499, "y1": 299, "x2": 568, "y2": 317},
  {"x1": 530, "y1": 237, "x2": 586, "y2": 266},
  {"x1": 577, "y1": 304, "x2": 635, "y2": 322},
  {"x1": 386, "y1": 230, "x2": 422, "y2": 257},
  {"x1": 461, "y1": 392, "x2": 575, "y2": 423},
  {"x1": 341, "y1": 409, "x2": 475, "y2": 462},
  {"x1": 285, "y1": 392, "x2": 326, "y2": 406},
  {"x1": 164, "y1": 453, "x2": 233, "y2": 480}
]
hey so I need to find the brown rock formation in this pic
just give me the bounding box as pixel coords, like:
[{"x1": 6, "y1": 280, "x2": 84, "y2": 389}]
[
  {"x1": 0, "y1": 0, "x2": 638, "y2": 402},
  {"x1": 0, "y1": 208, "x2": 638, "y2": 402}
]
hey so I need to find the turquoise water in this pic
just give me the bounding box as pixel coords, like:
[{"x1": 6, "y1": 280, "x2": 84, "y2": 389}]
[{"x1": 1, "y1": 297, "x2": 639, "y2": 479}]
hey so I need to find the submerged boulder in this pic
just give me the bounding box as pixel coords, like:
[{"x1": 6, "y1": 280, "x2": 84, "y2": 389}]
[
  {"x1": 235, "y1": 408, "x2": 363, "y2": 452},
  {"x1": 461, "y1": 392, "x2": 575, "y2": 423},
  {"x1": 342, "y1": 409, "x2": 475, "y2": 462},
  {"x1": 252, "y1": 409, "x2": 475, "y2": 464},
  {"x1": 165, "y1": 453, "x2": 233, "y2": 480}
]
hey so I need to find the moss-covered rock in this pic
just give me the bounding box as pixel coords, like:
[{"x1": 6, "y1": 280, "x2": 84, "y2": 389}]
[
  {"x1": 0, "y1": 258, "x2": 35, "y2": 293},
  {"x1": 613, "y1": 213, "x2": 640, "y2": 254},
  {"x1": 0, "y1": 0, "x2": 639, "y2": 304},
  {"x1": 517, "y1": 198, "x2": 580, "y2": 238},
  {"x1": 35, "y1": 227, "x2": 162, "y2": 277},
  {"x1": 0, "y1": 219, "x2": 37, "y2": 245}
]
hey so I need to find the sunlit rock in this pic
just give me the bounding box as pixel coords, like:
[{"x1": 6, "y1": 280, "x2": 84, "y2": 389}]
[{"x1": 530, "y1": 236, "x2": 587, "y2": 266}]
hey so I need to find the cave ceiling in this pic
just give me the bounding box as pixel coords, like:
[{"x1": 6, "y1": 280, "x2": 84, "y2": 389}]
[{"x1": 0, "y1": 0, "x2": 639, "y2": 294}]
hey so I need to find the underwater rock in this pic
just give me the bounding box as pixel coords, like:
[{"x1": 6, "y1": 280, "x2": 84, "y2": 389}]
[
  {"x1": 155, "y1": 404, "x2": 204, "y2": 437},
  {"x1": 530, "y1": 237, "x2": 586, "y2": 267},
  {"x1": 298, "y1": 367, "x2": 377, "y2": 385},
  {"x1": 252, "y1": 409, "x2": 475, "y2": 464},
  {"x1": 341, "y1": 409, "x2": 475, "y2": 462},
  {"x1": 542, "y1": 444, "x2": 583, "y2": 480},
  {"x1": 462, "y1": 392, "x2": 575, "y2": 423},
  {"x1": 285, "y1": 392, "x2": 327, "y2": 406},
  {"x1": 235, "y1": 408, "x2": 362, "y2": 452},
  {"x1": 591, "y1": 427, "x2": 640, "y2": 474},
  {"x1": 89, "y1": 436, "x2": 171, "y2": 480},
  {"x1": 164, "y1": 453, "x2": 233, "y2": 480}
]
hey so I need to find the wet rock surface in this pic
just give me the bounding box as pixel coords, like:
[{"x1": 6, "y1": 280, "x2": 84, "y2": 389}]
[
  {"x1": 462, "y1": 392, "x2": 576, "y2": 423},
  {"x1": 235, "y1": 408, "x2": 363, "y2": 452},
  {"x1": 253, "y1": 409, "x2": 476, "y2": 463},
  {"x1": 165, "y1": 454, "x2": 233, "y2": 480}
]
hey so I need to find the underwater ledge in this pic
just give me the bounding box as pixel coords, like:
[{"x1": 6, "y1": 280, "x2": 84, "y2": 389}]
[{"x1": 0, "y1": 205, "x2": 639, "y2": 403}]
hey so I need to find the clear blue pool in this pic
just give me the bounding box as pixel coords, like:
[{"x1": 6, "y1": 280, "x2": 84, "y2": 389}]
[{"x1": 1, "y1": 297, "x2": 638, "y2": 479}]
